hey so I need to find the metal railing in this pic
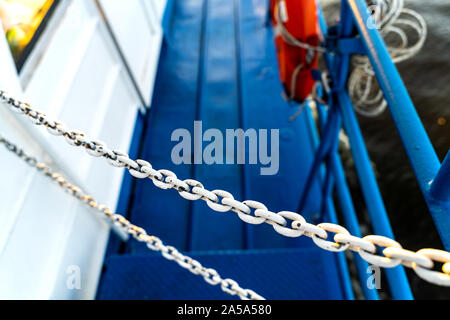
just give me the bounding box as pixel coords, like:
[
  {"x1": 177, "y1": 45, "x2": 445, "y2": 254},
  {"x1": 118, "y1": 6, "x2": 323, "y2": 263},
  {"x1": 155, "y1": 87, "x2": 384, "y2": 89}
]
[{"x1": 308, "y1": 0, "x2": 450, "y2": 299}]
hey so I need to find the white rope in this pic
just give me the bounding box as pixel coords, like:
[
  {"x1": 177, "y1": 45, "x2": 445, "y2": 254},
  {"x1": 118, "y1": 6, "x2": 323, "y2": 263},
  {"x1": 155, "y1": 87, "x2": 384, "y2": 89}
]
[
  {"x1": 274, "y1": 0, "x2": 327, "y2": 54},
  {"x1": 349, "y1": 0, "x2": 427, "y2": 117}
]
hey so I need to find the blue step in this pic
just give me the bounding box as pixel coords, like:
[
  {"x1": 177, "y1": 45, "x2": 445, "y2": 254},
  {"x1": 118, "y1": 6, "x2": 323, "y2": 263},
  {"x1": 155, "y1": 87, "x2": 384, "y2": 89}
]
[
  {"x1": 125, "y1": 0, "x2": 325, "y2": 253},
  {"x1": 97, "y1": 0, "x2": 349, "y2": 299},
  {"x1": 97, "y1": 248, "x2": 345, "y2": 300}
]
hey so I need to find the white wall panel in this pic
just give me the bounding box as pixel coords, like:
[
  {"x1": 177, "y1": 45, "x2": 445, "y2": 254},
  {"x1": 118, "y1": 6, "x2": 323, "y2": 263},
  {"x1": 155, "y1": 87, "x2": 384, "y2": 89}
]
[
  {"x1": 0, "y1": 0, "x2": 165, "y2": 299},
  {"x1": 99, "y1": 0, "x2": 164, "y2": 106}
]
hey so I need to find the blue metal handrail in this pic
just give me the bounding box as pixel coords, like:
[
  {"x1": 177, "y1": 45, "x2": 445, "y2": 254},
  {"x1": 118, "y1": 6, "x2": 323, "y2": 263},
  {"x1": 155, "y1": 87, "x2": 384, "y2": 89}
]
[
  {"x1": 345, "y1": 0, "x2": 450, "y2": 251},
  {"x1": 311, "y1": 0, "x2": 450, "y2": 299}
]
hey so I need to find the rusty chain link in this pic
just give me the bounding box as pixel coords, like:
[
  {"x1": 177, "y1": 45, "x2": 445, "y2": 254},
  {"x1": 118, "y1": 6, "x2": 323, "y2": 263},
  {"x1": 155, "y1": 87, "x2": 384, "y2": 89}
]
[{"x1": 1, "y1": 90, "x2": 449, "y2": 287}]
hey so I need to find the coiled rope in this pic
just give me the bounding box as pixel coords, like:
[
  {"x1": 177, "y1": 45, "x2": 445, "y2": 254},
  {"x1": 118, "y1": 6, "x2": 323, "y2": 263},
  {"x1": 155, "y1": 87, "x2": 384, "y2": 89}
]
[{"x1": 348, "y1": 0, "x2": 427, "y2": 117}]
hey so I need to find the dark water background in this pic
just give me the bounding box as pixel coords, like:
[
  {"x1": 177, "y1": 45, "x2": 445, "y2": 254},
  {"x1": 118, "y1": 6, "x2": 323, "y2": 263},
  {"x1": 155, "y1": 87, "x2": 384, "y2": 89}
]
[{"x1": 322, "y1": 0, "x2": 450, "y2": 299}]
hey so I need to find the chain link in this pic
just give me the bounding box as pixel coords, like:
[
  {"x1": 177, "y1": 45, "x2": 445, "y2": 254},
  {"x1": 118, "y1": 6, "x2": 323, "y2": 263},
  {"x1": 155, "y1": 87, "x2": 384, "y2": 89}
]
[
  {"x1": 0, "y1": 133, "x2": 264, "y2": 300},
  {"x1": 1, "y1": 90, "x2": 450, "y2": 287}
]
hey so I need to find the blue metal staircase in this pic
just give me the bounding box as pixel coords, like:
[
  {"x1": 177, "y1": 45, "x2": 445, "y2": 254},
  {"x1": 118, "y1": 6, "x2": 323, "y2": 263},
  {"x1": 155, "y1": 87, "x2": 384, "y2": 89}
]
[
  {"x1": 96, "y1": 0, "x2": 450, "y2": 300},
  {"x1": 97, "y1": 0, "x2": 350, "y2": 300}
]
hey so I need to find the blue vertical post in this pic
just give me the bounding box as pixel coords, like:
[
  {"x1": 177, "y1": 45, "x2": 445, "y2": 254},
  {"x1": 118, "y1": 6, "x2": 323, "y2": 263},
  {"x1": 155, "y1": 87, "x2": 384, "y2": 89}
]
[
  {"x1": 327, "y1": 0, "x2": 413, "y2": 299},
  {"x1": 303, "y1": 103, "x2": 355, "y2": 300},
  {"x1": 315, "y1": 102, "x2": 380, "y2": 300},
  {"x1": 315, "y1": 1, "x2": 377, "y2": 300},
  {"x1": 337, "y1": 91, "x2": 413, "y2": 299},
  {"x1": 297, "y1": 103, "x2": 342, "y2": 213}
]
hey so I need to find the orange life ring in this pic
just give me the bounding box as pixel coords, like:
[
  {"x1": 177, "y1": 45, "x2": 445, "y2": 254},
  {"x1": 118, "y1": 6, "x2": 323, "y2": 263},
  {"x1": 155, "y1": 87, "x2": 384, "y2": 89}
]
[{"x1": 270, "y1": 0, "x2": 320, "y2": 103}]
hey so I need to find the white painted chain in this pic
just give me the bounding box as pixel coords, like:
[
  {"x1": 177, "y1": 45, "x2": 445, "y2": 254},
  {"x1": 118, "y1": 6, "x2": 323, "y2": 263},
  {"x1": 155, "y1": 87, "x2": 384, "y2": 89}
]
[
  {"x1": 1, "y1": 90, "x2": 449, "y2": 287},
  {"x1": 0, "y1": 133, "x2": 264, "y2": 300}
]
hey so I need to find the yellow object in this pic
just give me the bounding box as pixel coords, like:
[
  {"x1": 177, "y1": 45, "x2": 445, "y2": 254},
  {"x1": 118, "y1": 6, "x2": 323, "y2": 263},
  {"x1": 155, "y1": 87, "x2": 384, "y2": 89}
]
[
  {"x1": 437, "y1": 117, "x2": 447, "y2": 126},
  {"x1": 6, "y1": 25, "x2": 26, "y2": 57},
  {"x1": 0, "y1": 0, "x2": 54, "y2": 60}
]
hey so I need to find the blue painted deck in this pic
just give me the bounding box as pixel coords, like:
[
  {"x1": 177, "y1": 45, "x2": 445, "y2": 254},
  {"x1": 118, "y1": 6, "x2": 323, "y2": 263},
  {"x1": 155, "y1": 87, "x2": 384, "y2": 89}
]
[
  {"x1": 98, "y1": 248, "x2": 344, "y2": 300},
  {"x1": 97, "y1": 0, "x2": 347, "y2": 300}
]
